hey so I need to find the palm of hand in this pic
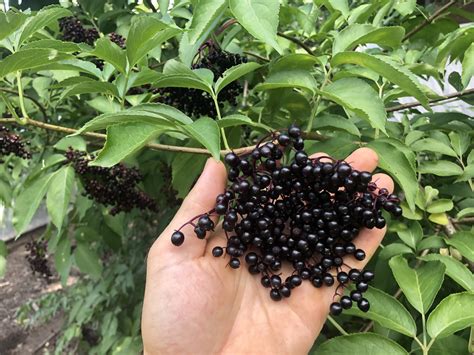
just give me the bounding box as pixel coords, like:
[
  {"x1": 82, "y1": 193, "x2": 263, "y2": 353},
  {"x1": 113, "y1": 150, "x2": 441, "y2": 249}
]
[{"x1": 142, "y1": 148, "x2": 393, "y2": 355}]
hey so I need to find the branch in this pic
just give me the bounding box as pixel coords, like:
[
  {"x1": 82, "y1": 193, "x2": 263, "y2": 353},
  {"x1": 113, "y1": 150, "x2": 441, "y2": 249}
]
[
  {"x1": 386, "y1": 88, "x2": 474, "y2": 112},
  {"x1": 403, "y1": 0, "x2": 457, "y2": 40},
  {"x1": 0, "y1": 117, "x2": 327, "y2": 156},
  {"x1": 277, "y1": 32, "x2": 314, "y2": 55}
]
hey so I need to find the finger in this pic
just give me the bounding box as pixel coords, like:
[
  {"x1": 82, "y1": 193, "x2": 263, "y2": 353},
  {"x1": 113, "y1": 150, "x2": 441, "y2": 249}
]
[
  {"x1": 150, "y1": 158, "x2": 227, "y2": 263},
  {"x1": 344, "y1": 147, "x2": 378, "y2": 172}
]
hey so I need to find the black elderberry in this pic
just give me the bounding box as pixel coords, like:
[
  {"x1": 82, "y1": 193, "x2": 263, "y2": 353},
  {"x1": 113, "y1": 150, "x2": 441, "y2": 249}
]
[
  {"x1": 212, "y1": 246, "x2": 224, "y2": 257},
  {"x1": 25, "y1": 240, "x2": 52, "y2": 281},
  {"x1": 171, "y1": 231, "x2": 185, "y2": 246},
  {"x1": 330, "y1": 302, "x2": 343, "y2": 316},
  {"x1": 170, "y1": 124, "x2": 403, "y2": 315},
  {"x1": 357, "y1": 298, "x2": 370, "y2": 312},
  {"x1": 0, "y1": 126, "x2": 32, "y2": 161}
]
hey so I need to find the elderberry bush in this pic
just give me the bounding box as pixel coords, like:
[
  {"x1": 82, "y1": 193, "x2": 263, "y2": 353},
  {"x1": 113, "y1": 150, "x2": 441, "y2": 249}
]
[
  {"x1": 155, "y1": 44, "x2": 247, "y2": 117},
  {"x1": 0, "y1": 125, "x2": 31, "y2": 162},
  {"x1": 171, "y1": 125, "x2": 402, "y2": 315},
  {"x1": 25, "y1": 239, "x2": 52, "y2": 281},
  {"x1": 65, "y1": 148, "x2": 157, "y2": 215}
]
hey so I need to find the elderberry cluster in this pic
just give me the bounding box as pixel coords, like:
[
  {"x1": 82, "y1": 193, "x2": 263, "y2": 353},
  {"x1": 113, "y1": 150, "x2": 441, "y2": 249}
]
[
  {"x1": 59, "y1": 16, "x2": 99, "y2": 45},
  {"x1": 171, "y1": 125, "x2": 402, "y2": 315},
  {"x1": 25, "y1": 240, "x2": 52, "y2": 281},
  {"x1": 65, "y1": 148, "x2": 157, "y2": 215},
  {"x1": 0, "y1": 125, "x2": 31, "y2": 162},
  {"x1": 155, "y1": 44, "x2": 247, "y2": 117}
]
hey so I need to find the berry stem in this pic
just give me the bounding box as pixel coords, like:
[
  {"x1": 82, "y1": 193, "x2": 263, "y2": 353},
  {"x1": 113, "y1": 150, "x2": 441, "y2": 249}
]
[
  {"x1": 16, "y1": 71, "x2": 29, "y2": 123},
  {"x1": 212, "y1": 94, "x2": 231, "y2": 150},
  {"x1": 327, "y1": 315, "x2": 349, "y2": 336}
]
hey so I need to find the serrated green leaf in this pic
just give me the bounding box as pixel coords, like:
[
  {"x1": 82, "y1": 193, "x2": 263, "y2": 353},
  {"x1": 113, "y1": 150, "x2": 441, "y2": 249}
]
[
  {"x1": 127, "y1": 16, "x2": 181, "y2": 67},
  {"x1": 90, "y1": 37, "x2": 127, "y2": 73},
  {"x1": 229, "y1": 0, "x2": 282, "y2": 53},
  {"x1": 75, "y1": 241, "x2": 103, "y2": 280},
  {"x1": 46, "y1": 166, "x2": 75, "y2": 231},
  {"x1": 188, "y1": 0, "x2": 227, "y2": 45},
  {"x1": 18, "y1": 6, "x2": 71, "y2": 45},
  {"x1": 153, "y1": 73, "x2": 212, "y2": 93},
  {"x1": 215, "y1": 62, "x2": 262, "y2": 95},
  {"x1": 0, "y1": 49, "x2": 71, "y2": 78},
  {"x1": 313, "y1": 114, "x2": 361, "y2": 136},
  {"x1": 22, "y1": 39, "x2": 81, "y2": 52},
  {"x1": 367, "y1": 140, "x2": 417, "y2": 211},
  {"x1": 420, "y1": 254, "x2": 474, "y2": 291},
  {"x1": 379, "y1": 243, "x2": 413, "y2": 260},
  {"x1": 345, "y1": 286, "x2": 417, "y2": 336},
  {"x1": 397, "y1": 221, "x2": 422, "y2": 249},
  {"x1": 417, "y1": 236, "x2": 446, "y2": 251},
  {"x1": 419, "y1": 161, "x2": 464, "y2": 177},
  {"x1": 59, "y1": 81, "x2": 119, "y2": 100},
  {"x1": 322, "y1": 78, "x2": 387, "y2": 133},
  {"x1": 13, "y1": 174, "x2": 54, "y2": 235},
  {"x1": 182, "y1": 117, "x2": 221, "y2": 159},
  {"x1": 92, "y1": 123, "x2": 162, "y2": 167},
  {"x1": 426, "y1": 199, "x2": 454, "y2": 214},
  {"x1": 389, "y1": 255, "x2": 445, "y2": 314},
  {"x1": 218, "y1": 114, "x2": 271, "y2": 131},
  {"x1": 331, "y1": 52, "x2": 428, "y2": 108},
  {"x1": 314, "y1": 333, "x2": 408, "y2": 355},
  {"x1": 0, "y1": 11, "x2": 27, "y2": 42},
  {"x1": 333, "y1": 24, "x2": 405, "y2": 53},
  {"x1": 445, "y1": 231, "x2": 474, "y2": 262},
  {"x1": 427, "y1": 292, "x2": 474, "y2": 339},
  {"x1": 411, "y1": 138, "x2": 458, "y2": 157}
]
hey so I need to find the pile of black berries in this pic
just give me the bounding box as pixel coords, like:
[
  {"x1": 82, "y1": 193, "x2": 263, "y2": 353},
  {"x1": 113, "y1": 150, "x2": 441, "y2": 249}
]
[
  {"x1": 0, "y1": 125, "x2": 31, "y2": 162},
  {"x1": 155, "y1": 44, "x2": 247, "y2": 117},
  {"x1": 171, "y1": 125, "x2": 402, "y2": 315},
  {"x1": 59, "y1": 16, "x2": 99, "y2": 45},
  {"x1": 65, "y1": 148, "x2": 157, "y2": 215},
  {"x1": 25, "y1": 239, "x2": 52, "y2": 281}
]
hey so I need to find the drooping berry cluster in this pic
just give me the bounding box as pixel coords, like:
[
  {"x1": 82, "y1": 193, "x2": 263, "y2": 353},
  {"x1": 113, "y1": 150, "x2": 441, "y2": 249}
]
[
  {"x1": 155, "y1": 44, "x2": 247, "y2": 117},
  {"x1": 25, "y1": 240, "x2": 52, "y2": 281},
  {"x1": 65, "y1": 148, "x2": 157, "y2": 215},
  {"x1": 59, "y1": 16, "x2": 99, "y2": 45},
  {"x1": 0, "y1": 125, "x2": 31, "y2": 162},
  {"x1": 171, "y1": 125, "x2": 402, "y2": 315},
  {"x1": 109, "y1": 32, "x2": 126, "y2": 48}
]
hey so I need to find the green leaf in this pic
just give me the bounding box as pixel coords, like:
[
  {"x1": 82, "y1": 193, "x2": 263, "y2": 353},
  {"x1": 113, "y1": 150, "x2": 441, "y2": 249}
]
[
  {"x1": 127, "y1": 16, "x2": 181, "y2": 67},
  {"x1": 90, "y1": 37, "x2": 127, "y2": 73},
  {"x1": 379, "y1": 243, "x2": 413, "y2": 260},
  {"x1": 188, "y1": 0, "x2": 227, "y2": 45},
  {"x1": 0, "y1": 49, "x2": 71, "y2": 78},
  {"x1": 457, "y1": 207, "x2": 474, "y2": 219},
  {"x1": 322, "y1": 78, "x2": 387, "y2": 133},
  {"x1": 419, "y1": 161, "x2": 464, "y2": 177},
  {"x1": 420, "y1": 254, "x2": 474, "y2": 291},
  {"x1": 389, "y1": 255, "x2": 445, "y2": 314},
  {"x1": 427, "y1": 292, "x2": 474, "y2": 339},
  {"x1": 92, "y1": 123, "x2": 162, "y2": 167},
  {"x1": 367, "y1": 140, "x2": 417, "y2": 211},
  {"x1": 345, "y1": 286, "x2": 417, "y2": 336},
  {"x1": 75, "y1": 241, "x2": 103, "y2": 280},
  {"x1": 76, "y1": 110, "x2": 177, "y2": 134},
  {"x1": 331, "y1": 52, "x2": 428, "y2": 108},
  {"x1": 218, "y1": 114, "x2": 271, "y2": 131},
  {"x1": 182, "y1": 117, "x2": 221, "y2": 159},
  {"x1": 13, "y1": 174, "x2": 53, "y2": 235},
  {"x1": 255, "y1": 69, "x2": 318, "y2": 94},
  {"x1": 394, "y1": 0, "x2": 416, "y2": 16},
  {"x1": 229, "y1": 0, "x2": 282, "y2": 53},
  {"x1": 312, "y1": 114, "x2": 361, "y2": 137},
  {"x1": 396, "y1": 221, "x2": 423, "y2": 249},
  {"x1": 133, "y1": 103, "x2": 193, "y2": 124},
  {"x1": 445, "y1": 231, "x2": 474, "y2": 262},
  {"x1": 314, "y1": 333, "x2": 408, "y2": 355},
  {"x1": 449, "y1": 132, "x2": 470, "y2": 157},
  {"x1": 462, "y1": 43, "x2": 474, "y2": 87},
  {"x1": 60, "y1": 81, "x2": 119, "y2": 100},
  {"x1": 22, "y1": 39, "x2": 81, "y2": 53},
  {"x1": 215, "y1": 62, "x2": 262, "y2": 95},
  {"x1": 417, "y1": 236, "x2": 446, "y2": 251},
  {"x1": 153, "y1": 73, "x2": 213, "y2": 93},
  {"x1": 0, "y1": 11, "x2": 27, "y2": 41},
  {"x1": 429, "y1": 212, "x2": 449, "y2": 225},
  {"x1": 54, "y1": 136, "x2": 87, "y2": 151},
  {"x1": 172, "y1": 152, "x2": 207, "y2": 198},
  {"x1": 426, "y1": 199, "x2": 454, "y2": 214},
  {"x1": 411, "y1": 138, "x2": 458, "y2": 157},
  {"x1": 18, "y1": 6, "x2": 71, "y2": 45},
  {"x1": 54, "y1": 234, "x2": 72, "y2": 285},
  {"x1": 46, "y1": 166, "x2": 75, "y2": 231},
  {"x1": 333, "y1": 24, "x2": 405, "y2": 54},
  {"x1": 326, "y1": 0, "x2": 349, "y2": 18}
]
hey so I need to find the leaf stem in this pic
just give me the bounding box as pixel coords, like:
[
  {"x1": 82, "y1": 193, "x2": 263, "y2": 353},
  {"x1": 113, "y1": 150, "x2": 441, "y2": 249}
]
[
  {"x1": 421, "y1": 313, "x2": 428, "y2": 354},
  {"x1": 212, "y1": 94, "x2": 231, "y2": 151},
  {"x1": 327, "y1": 315, "x2": 349, "y2": 336},
  {"x1": 306, "y1": 67, "x2": 332, "y2": 132},
  {"x1": 16, "y1": 71, "x2": 29, "y2": 122}
]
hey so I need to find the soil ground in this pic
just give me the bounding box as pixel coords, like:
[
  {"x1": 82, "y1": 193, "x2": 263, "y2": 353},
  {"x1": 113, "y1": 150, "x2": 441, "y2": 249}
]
[{"x1": 0, "y1": 228, "x2": 66, "y2": 354}]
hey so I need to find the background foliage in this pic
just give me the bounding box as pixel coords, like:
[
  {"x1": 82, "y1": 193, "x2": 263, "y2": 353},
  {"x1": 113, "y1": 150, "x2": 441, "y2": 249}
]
[{"x1": 0, "y1": 0, "x2": 473, "y2": 353}]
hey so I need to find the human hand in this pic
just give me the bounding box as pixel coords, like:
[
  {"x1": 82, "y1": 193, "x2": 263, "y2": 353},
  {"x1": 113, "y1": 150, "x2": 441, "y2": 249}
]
[{"x1": 142, "y1": 147, "x2": 394, "y2": 355}]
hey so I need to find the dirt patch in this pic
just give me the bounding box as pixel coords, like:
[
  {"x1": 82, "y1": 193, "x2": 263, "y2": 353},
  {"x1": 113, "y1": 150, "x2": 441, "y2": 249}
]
[{"x1": 0, "y1": 228, "x2": 66, "y2": 354}]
